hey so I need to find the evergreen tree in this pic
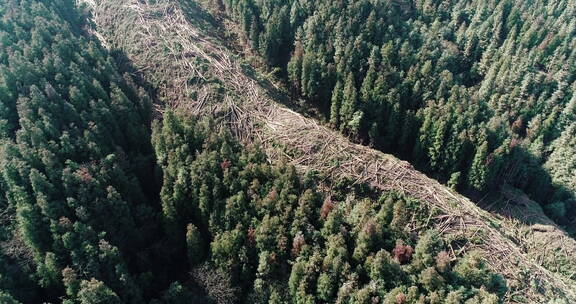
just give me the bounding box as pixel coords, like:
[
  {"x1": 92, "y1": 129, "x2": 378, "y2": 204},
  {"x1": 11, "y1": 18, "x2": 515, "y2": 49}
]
[{"x1": 468, "y1": 141, "x2": 489, "y2": 191}]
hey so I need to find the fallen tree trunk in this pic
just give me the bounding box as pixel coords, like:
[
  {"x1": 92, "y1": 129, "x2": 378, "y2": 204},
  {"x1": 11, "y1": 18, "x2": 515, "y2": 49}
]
[{"x1": 81, "y1": 0, "x2": 576, "y2": 301}]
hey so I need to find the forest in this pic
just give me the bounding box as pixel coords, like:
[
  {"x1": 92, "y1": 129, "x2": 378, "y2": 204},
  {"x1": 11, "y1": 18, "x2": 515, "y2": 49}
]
[
  {"x1": 209, "y1": 0, "x2": 576, "y2": 229},
  {"x1": 0, "y1": 0, "x2": 575, "y2": 303}
]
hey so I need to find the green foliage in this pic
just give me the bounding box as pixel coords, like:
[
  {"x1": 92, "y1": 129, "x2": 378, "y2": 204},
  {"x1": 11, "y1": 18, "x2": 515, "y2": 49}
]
[
  {"x1": 0, "y1": 1, "x2": 511, "y2": 302},
  {"x1": 217, "y1": 0, "x2": 576, "y2": 227},
  {"x1": 151, "y1": 112, "x2": 504, "y2": 303},
  {"x1": 0, "y1": 291, "x2": 21, "y2": 304},
  {"x1": 453, "y1": 252, "x2": 507, "y2": 297},
  {"x1": 413, "y1": 230, "x2": 444, "y2": 271},
  {"x1": 160, "y1": 282, "x2": 194, "y2": 304},
  {"x1": 77, "y1": 279, "x2": 122, "y2": 304},
  {"x1": 468, "y1": 141, "x2": 489, "y2": 191},
  {"x1": 369, "y1": 249, "x2": 404, "y2": 289},
  {"x1": 186, "y1": 223, "x2": 204, "y2": 266},
  {"x1": 448, "y1": 171, "x2": 461, "y2": 190},
  {"x1": 419, "y1": 267, "x2": 445, "y2": 291},
  {"x1": 545, "y1": 123, "x2": 576, "y2": 196},
  {"x1": 0, "y1": 0, "x2": 162, "y2": 302}
]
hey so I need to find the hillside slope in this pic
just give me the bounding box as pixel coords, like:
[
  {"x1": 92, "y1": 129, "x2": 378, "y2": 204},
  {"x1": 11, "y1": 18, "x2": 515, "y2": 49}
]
[
  {"x1": 82, "y1": 0, "x2": 576, "y2": 302},
  {"x1": 207, "y1": 0, "x2": 576, "y2": 228}
]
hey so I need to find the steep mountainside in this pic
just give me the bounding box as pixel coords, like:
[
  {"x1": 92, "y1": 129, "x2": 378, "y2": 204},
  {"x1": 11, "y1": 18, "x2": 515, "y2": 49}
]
[
  {"x1": 203, "y1": 0, "x2": 576, "y2": 230},
  {"x1": 0, "y1": 0, "x2": 161, "y2": 302},
  {"x1": 1, "y1": 0, "x2": 575, "y2": 302},
  {"x1": 0, "y1": 1, "x2": 515, "y2": 303},
  {"x1": 82, "y1": 0, "x2": 576, "y2": 302}
]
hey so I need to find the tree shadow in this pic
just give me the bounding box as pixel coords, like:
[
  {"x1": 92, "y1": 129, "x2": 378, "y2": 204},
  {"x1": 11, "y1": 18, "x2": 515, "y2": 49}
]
[
  {"x1": 176, "y1": 0, "x2": 325, "y2": 120},
  {"x1": 175, "y1": 0, "x2": 576, "y2": 238},
  {"x1": 467, "y1": 144, "x2": 576, "y2": 236}
]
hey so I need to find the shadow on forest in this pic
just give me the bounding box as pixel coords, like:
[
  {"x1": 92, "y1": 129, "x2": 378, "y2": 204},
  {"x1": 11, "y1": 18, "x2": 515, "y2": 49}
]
[
  {"x1": 177, "y1": 0, "x2": 319, "y2": 117},
  {"x1": 106, "y1": 48, "x2": 207, "y2": 301},
  {"x1": 178, "y1": 0, "x2": 576, "y2": 238},
  {"x1": 475, "y1": 147, "x2": 576, "y2": 234},
  {"x1": 176, "y1": 0, "x2": 576, "y2": 237},
  {"x1": 110, "y1": 45, "x2": 222, "y2": 303}
]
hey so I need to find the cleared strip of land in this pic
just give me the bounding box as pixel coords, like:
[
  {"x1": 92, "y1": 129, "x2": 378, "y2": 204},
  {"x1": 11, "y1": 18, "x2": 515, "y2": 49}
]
[{"x1": 83, "y1": 0, "x2": 576, "y2": 301}]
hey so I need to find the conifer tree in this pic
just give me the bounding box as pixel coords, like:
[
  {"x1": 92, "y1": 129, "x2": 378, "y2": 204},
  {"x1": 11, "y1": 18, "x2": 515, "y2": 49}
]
[{"x1": 468, "y1": 141, "x2": 489, "y2": 191}]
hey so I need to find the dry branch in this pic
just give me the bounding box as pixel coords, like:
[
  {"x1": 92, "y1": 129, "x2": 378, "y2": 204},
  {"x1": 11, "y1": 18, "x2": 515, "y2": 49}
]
[{"x1": 82, "y1": 0, "x2": 576, "y2": 301}]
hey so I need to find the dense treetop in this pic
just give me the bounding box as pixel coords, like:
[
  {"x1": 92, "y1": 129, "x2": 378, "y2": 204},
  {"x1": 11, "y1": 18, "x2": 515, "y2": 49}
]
[
  {"x1": 213, "y1": 0, "x2": 576, "y2": 229},
  {"x1": 2, "y1": 0, "x2": 575, "y2": 302},
  {"x1": 151, "y1": 111, "x2": 506, "y2": 303},
  {"x1": 0, "y1": 0, "x2": 159, "y2": 302}
]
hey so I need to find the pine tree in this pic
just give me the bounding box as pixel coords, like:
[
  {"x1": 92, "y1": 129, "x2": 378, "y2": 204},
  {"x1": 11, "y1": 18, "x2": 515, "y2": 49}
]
[
  {"x1": 77, "y1": 279, "x2": 122, "y2": 304},
  {"x1": 329, "y1": 81, "x2": 343, "y2": 127},
  {"x1": 468, "y1": 141, "x2": 489, "y2": 191},
  {"x1": 339, "y1": 73, "x2": 359, "y2": 134},
  {"x1": 186, "y1": 223, "x2": 204, "y2": 266},
  {"x1": 545, "y1": 123, "x2": 576, "y2": 194}
]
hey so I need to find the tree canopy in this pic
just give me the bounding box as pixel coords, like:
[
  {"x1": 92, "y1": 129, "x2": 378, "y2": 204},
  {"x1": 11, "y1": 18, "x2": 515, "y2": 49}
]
[
  {"x1": 216, "y1": 0, "x2": 576, "y2": 229},
  {"x1": 8, "y1": 0, "x2": 576, "y2": 302}
]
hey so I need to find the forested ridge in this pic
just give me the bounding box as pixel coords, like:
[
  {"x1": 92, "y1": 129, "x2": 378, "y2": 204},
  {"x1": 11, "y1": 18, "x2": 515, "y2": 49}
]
[
  {"x1": 152, "y1": 111, "x2": 506, "y2": 303},
  {"x1": 208, "y1": 0, "x2": 576, "y2": 229},
  {"x1": 0, "y1": 0, "x2": 162, "y2": 302},
  {"x1": 1, "y1": 0, "x2": 576, "y2": 303},
  {"x1": 0, "y1": 0, "x2": 511, "y2": 303}
]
